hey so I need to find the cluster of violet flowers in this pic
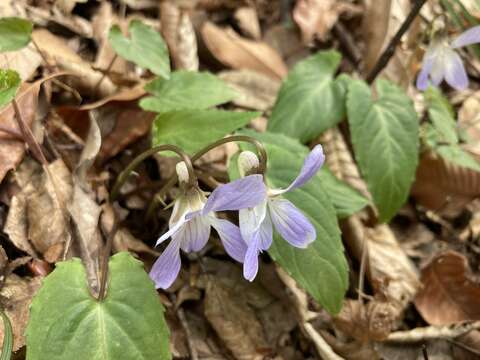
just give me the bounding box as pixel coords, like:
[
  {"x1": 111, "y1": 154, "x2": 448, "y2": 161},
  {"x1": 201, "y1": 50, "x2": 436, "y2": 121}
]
[
  {"x1": 417, "y1": 25, "x2": 480, "y2": 91},
  {"x1": 149, "y1": 144, "x2": 325, "y2": 289}
]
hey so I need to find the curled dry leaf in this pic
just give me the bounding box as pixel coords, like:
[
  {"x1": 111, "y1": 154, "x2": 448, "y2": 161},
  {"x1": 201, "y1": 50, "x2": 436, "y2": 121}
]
[
  {"x1": 362, "y1": 0, "x2": 392, "y2": 73},
  {"x1": 0, "y1": 79, "x2": 43, "y2": 184},
  {"x1": 363, "y1": 0, "x2": 418, "y2": 87},
  {"x1": 334, "y1": 299, "x2": 395, "y2": 342},
  {"x1": 293, "y1": 0, "x2": 361, "y2": 45},
  {"x1": 91, "y1": 1, "x2": 128, "y2": 75},
  {"x1": 201, "y1": 21, "x2": 288, "y2": 80},
  {"x1": 204, "y1": 279, "x2": 271, "y2": 359},
  {"x1": 175, "y1": 10, "x2": 199, "y2": 71},
  {"x1": 160, "y1": 4, "x2": 199, "y2": 71},
  {"x1": 56, "y1": 84, "x2": 152, "y2": 163},
  {"x1": 411, "y1": 150, "x2": 480, "y2": 217},
  {"x1": 341, "y1": 214, "x2": 420, "y2": 320},
  {"x1": 32, "y1": 29, "x2": 117, "y2": 97},
  {"x1": 0, "y1": 274, "x2": 42, "y2": 351},
  {"x1": 66, "y1": 116, "x2": 103, "y2": 295},
  {"x1": 415, "y1": 251, "x2": 480, "y2": 325},
  {"x1": 234, "y1": 7, "x2": 261, "y2": 40},
  {"x1": 25, "y1": 4, "x2": 93, "y2": 38},
  {"x1": 201, "y1": 259, "x2": 297, "y2": 359},
  {"x1": 5, "y1": 159, "x2": 72, "y2": 262},
  {"x1": 218, "y1": 69, "x2": 281, "y2": 111}
]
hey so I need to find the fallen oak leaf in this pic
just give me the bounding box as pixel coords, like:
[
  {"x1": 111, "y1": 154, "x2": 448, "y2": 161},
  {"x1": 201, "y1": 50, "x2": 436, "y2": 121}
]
[
  {"x1": 415, "y1": 251, "x2": 480, "y2": 325},
  {"x1": 201, "y1": 21, "x2": 288, "y2": 80},
  {"x1": 293, "y1": 0, "x2": 361, "y2": 45},
  {"x1": 56, "y1": 84, "x2": 153, "y2": 163}
]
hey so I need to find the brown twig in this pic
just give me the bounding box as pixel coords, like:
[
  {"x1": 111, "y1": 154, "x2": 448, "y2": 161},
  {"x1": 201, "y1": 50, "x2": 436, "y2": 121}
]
[
  {"x1": 366, "y1": 0, "x2": 428, "y2": 84},
  {"x1": 333, "y1": 22, "x2": 362, "y2": 69},
  {"x1": 92, "y1": 54, "x2": 117, "y2": 98}
]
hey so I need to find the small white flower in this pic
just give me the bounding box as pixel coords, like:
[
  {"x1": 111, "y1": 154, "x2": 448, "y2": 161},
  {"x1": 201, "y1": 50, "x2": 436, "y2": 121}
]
[{"x1": 417, "y1": 26, "x2": 480, "y2": 91}]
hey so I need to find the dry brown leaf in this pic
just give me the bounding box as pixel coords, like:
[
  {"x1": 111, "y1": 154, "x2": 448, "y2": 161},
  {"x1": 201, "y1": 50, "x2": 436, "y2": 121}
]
[
  {"x1": 362, "y1": 0, "x2": 392, "y2": 73},
  {"x1": 293, "y1": 0, "x2": 361, "y2": 44},
  {"x1": 342, "y1": 215, "x2": 420, "y2": 319},
  {"x1": 175, "y1": 10, "x2": 199, "y2": 71},
  {"x1": 201, "y1": 21, "x2": 288, "y2": 80},
  {"x1": 334, "y1": 299, "x2": 395, "y2": 342},
  {"x1": 160, "y1": 2, "x2": 181, "y2": 59},
  {"x1": 218, "y1": 69, "x2": 281, "y2": 111},
  {"x1": 91, "y1": 2, "x2": 128, "y2": 75},
  {"x1": 66, "y1": 116, "x2": 103, "y2": 295},
  {"x1": 25, "y1": 4, "x2": 92, "y2": 38},
  {"x1": 0, "y1": 79, "x2": 43, "y2": 184},
  {"x1": 415, "y1": 251, "x2": 480, "y2": 325},
  {"x1": 234, "y1": 7, "x2": 261, "y2": 40},
  {"x1": 0, "y1": 274, "x2": 42, "y2": 351},
  {"x1": 56, "y1": 85, "x2": 152, "y2": 163},
  {"x1": 362, "y1": 0, "x2": 419, "y2": 87},
  {"x1": 200, "y1": 259, "x2": 297, "y2": 358},
  {"x1": 32, "y1": 29, "x2": 117, "y2": 97},
  {"x1": 160, "y1": 4, "x2": 199, "y2": 71},
  {"x1": 55, "y1": 0, "x2": 88, "y2": 14},
  {"x1": 5, "y1": 158, "x2": 72, "y2": 261},
  {"x1": 263, "y1": 24, "x2": 310, "y2": 67},
  {"x1": 204, "y1": 280, "x2": 271, "y2": 359},
  {"x1": 411, "y1": 150, "x2": 480, "y2": 217}
]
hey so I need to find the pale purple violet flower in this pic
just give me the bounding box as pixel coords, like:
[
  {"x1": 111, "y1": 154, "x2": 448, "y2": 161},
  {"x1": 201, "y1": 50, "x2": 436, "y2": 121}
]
[
  {"x1": 149, "y1": 163, "x2": 266, "y2": 289},
  {"x1": 417, "y1": 26, "x2": 480, "y2": 91},
  {"x1": 232, "y1": 145, "x2": 325, "y2": 281}
]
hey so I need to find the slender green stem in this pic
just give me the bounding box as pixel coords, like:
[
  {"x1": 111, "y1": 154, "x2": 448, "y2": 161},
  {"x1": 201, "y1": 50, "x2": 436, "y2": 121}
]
[
  {"x1": 145, "y1": 135, "x2": 268, "y2": 221},
  {"x1": 191, "y1": 135, "x2": 267, "y2": 174},
  {"x1": 110, "y1": 144, "x2": 194, "y2": 202}
]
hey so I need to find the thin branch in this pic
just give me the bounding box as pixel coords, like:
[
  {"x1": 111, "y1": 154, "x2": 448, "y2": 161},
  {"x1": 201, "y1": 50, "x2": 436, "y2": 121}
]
[{"x1": 366, "y1": 0, "x2": 428, "y2": 84}]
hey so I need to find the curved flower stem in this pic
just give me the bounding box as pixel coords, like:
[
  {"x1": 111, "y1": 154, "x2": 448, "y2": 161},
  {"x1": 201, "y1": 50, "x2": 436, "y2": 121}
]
[
  {"x1": 145, "y1": 135, "x2": 268, "y2": 221},
  {"x1": 191, "y1": 135, "x2": 268, "y2": 175},
  {"x1": 110, "y1": 144, "x2": 195, "y2": 202}
]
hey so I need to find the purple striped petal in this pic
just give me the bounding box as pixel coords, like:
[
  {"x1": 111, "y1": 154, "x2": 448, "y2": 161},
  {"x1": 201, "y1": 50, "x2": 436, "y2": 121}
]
[
  {"x1": 270, "y1": 145, "x2": 324, "y2": 196},
  {"x1": 239, "y1": 201, "x2": 267, "y2": 242},
  {"x1": 177, "y1": 215, "x2": 211, "y2": 253},
  {"x1": 210, "y1": 217, "x2": 247, "y2": 262},
  {"x1": 416, "y1": 46, "x2": 437, "y2": 90},
  {"x1": 444, "y1": 48, "x2": 469, "y2": 90},
  {"x1": 149, "y1": 238, "x2": 182, "y2": 289},
  {"x1": 451, "y1": 26, "x2": 480, "y2": 48},
  {"x1": 203, "y1": 175, "x2": 267, "y2": 214},
  {"x1": 268, "y1": 198, "x2": 315, "y2": 248},
  {"x1": 243, "y1": 234, "x2": 261, "y2": 281},
  {"x1": 155, "y1": 215, "x2": 187, "y2": 246}
]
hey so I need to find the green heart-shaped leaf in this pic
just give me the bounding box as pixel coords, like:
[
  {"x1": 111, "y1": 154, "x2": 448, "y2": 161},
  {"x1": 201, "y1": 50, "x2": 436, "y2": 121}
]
[{"x1": 26, "y1": 252, "x2": 171, "y2": 360}]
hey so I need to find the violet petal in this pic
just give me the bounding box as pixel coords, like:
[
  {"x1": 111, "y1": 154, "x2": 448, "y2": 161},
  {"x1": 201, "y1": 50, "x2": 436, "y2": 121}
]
[
  {"x1": 149, "y1": 238, "x2": 182, "y2": 289},
  {"x1": 210, "y1": 217, "x2": 247, "y2": 262},
  {"x1": 451, "y1": 26, "x2": 480, "y2": 48},
  {"x1": 268, "y1": 198, "x2": 316, "y2": 248},
  {"x1": 270, "y1": 145, "x2": 324, "y2": 196},
  {"x1": 203, "y1": 175, "x2": 267, "y2": 214}
]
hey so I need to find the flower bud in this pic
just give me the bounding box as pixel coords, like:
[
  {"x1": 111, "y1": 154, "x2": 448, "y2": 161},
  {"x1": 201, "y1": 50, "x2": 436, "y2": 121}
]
[
  {"x1": 238, "y1": 151, "x2": 259, "y2": 177},
  {"x1": 176, "y1": 161, "x2": 190, "y2": 184}
]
